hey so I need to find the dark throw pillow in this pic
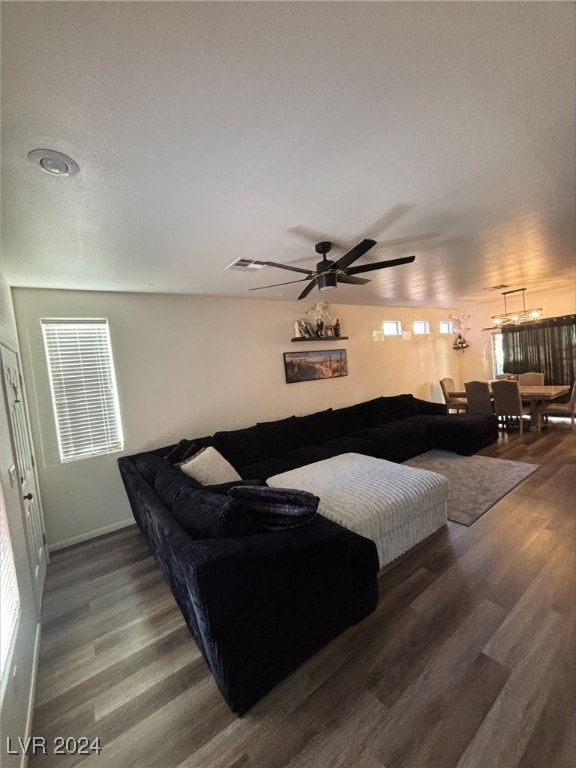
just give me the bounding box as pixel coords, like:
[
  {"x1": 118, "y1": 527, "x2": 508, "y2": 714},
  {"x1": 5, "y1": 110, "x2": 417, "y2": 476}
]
[
  {"x1": 163, "y1": 439, "x2": 200, "y2": 464},
  {"x1": 228, "y1": 485, "x2": 319, "y2": 530},
  {"x1": 204, "y1": 479, "x2": 267, "y2": 494},
  {"x1": 383, "y1": 394, "x2": 419, "y2": 419}
]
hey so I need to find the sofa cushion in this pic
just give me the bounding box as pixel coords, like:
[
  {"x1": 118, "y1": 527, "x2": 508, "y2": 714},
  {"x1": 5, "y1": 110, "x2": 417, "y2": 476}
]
[
  {"x1": 296, "y1": 409, "x2": 339, "y2": 443},
  {"x1": 322, "y1": 436, "x2": 378, "y2": 455},
  {"x1": 281, "y1": 445, "x2": 339, "y2": 467},
  {"x1": 228, "y1": 485, "x2": 319, "y2": 530},
  {"x1": 154, "y1": 463, "x2": 203, "y2": 507},
  {"x1": 383, "y1": 394, "x2": 419, "y2": 419},
  {"x1": 257, "y1": 416, "x2": 307, "y2": 456},
  {"x1": 404, "y1": 413, "x2": 499, "y2": 455},
  {"x1": 358, "y1": 397, "x2": 395, "y2": 425},
  {"x1": 132, "y1": 452, "x2": 172, "y2": 485},
  {"x1": 354, "y1": 422, "x2": 427, "y2": 462},
  {"x1": 238, "y1": 457, "x2": 296, "y2": 480},
  {"x1": 179, "y1": 446, "x2": 242, "y2": 485},
  {"x1": 213, "y1": 426, "x2": 269, "y2": 470},
  {"x1": 332, "y1": 404, "x2": 369, "y2": 435},
  {"x1": 163, "y1": 439, "x2": 200, "y2": 464},
  {"x1": 172, "y1": 485, "x2": 259, "y2": 539}
]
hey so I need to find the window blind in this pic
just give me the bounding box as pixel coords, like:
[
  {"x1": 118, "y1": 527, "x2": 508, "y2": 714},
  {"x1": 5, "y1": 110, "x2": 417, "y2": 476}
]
[
  {"x1": 41, "y1": 319, "x2": 124, "y2": 462},
  {"x1": 1, "y1": 484, "x2": 20, "y2": 678}
]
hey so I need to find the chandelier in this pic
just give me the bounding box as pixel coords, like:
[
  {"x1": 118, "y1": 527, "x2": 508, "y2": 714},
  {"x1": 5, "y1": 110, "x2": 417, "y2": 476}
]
[{"x1": 483, "y1": 288, "x2": 542, "y2": 331}]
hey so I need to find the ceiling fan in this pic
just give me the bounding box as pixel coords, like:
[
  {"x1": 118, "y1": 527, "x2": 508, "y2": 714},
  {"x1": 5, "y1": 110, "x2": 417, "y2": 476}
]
[{"x1": 250, "y1": 239, "x2": 415, "y2": 300}]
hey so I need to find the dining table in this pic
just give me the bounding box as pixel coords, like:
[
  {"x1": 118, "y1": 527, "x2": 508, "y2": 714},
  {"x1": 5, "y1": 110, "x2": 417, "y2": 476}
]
[{"x1": 447, "y1": 384, "x2": 570, "y2": 432}]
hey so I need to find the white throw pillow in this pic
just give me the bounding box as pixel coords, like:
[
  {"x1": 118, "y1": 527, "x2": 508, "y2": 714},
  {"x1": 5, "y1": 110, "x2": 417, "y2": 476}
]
[{"x1": 179, "y1": 446, "x2": 241, "y2": 485}]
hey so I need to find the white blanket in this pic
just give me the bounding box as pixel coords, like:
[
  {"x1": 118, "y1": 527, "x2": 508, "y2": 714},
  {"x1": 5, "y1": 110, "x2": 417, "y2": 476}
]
[{"x1": 268, "y1": 453, "x2": 449, "y2": 567}]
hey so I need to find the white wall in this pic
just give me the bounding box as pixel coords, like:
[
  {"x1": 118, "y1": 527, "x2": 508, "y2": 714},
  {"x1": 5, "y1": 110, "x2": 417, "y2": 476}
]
[
  {"x1": 13, "y1": 288, "x2": 462, "y2": 548},
  {"x1": 0, "y1": 270, "x2": 41, "y2": 767},
  {"x1": 456, "y1": 285, "x2": 576, "y2": 382}
]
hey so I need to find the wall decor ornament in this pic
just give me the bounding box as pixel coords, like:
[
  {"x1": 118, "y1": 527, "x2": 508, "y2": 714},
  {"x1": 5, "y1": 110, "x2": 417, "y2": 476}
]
[
  {"x1": 283, "y1": 349, "x2": 348, "y2": 383},
  {"x1": 449, "y1": 314, "x2": 471, "y2": 351},
  {"x1": 305, "y1": 302, "x2": 334, "y2": 336}
]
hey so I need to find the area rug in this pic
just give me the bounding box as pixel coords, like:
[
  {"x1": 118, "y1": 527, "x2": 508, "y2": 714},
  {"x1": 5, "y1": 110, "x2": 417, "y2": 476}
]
[{"x1": 404, "y1": 449, "x2": 539, "y2": 526}]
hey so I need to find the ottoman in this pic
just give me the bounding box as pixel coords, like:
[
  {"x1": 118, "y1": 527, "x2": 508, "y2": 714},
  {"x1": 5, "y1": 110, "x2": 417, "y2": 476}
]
[{"x1": 268, "y1": 452, "x2": 449, "y2": 569}]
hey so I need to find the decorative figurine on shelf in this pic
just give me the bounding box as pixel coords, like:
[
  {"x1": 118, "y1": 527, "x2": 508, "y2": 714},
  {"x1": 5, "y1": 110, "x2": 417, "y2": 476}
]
[
  {"x1": 452, "y1": 334, "x2": 470, "y2": 351},
  {"x1": 316, "y1": 320, "x2": 324, "y2": 337},
  {"x1": 334, "y1": 319, "x2": 341, "y2": 337}
]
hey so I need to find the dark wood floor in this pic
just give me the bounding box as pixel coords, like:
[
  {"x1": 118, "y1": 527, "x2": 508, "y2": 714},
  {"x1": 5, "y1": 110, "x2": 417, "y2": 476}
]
[{"x1": 30, "y1": 422, "x2": 575, "y2": 768}]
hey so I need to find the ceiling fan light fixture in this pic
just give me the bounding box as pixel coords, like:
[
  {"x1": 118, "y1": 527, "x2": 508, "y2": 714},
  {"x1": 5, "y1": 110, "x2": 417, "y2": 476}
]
[{"x1": 317, "y1": 272, "x2": 337, "y2": 291}]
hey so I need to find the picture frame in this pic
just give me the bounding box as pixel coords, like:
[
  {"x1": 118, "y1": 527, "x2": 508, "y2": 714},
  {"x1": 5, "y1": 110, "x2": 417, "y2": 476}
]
[
  {"x1": 283, "y1": 349, "x2": 348, "y2": 383},
  {"x1": 324, "y1": 325, "x2": 335, "y2": 337}
]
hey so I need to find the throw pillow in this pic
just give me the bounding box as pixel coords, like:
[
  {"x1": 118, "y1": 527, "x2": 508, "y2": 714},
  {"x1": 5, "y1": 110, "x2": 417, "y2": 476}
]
[
  {"x1": 256, "y1": 416, "x2": 307, "y2": 456},
  {"x1": 204, "y1": 479, "x2": 267, "y2": 494},
  {"x1": 164, "y1": 439, "x2": 200, "y2": 464},
  {"x1": 179, "y1": 446, "x2": 242, "y2": 485},
  {"x1": 228, "y1": 485, "x2": 319, "y2": 530},
  {"x1": 172, "y1": 486, "x2": 259, "y2": 539}
]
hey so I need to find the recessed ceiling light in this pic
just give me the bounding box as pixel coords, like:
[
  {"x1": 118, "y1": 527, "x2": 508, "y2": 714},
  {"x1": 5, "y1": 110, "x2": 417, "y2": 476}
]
[{"x1": 28, "y1": 149, "x2": 79, "y2": 177}]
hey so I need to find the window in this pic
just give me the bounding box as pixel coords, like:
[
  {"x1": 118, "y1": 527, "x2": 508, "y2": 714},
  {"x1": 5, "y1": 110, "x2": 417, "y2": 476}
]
[
  {"x1": 492, "y1": 331, "x2": 504, "y2": 376},
  {"x1": 413, "y1": 321, "x2": 430, "y2": 335},
  {"x1": 1, "y1": 484, "x2": 20, "y2": 681},
  {"x1": 41, "y1": 319, "x2": 124, "y2": 462},
  {"x1": 382, "y1": 321, "x2": 402, "y2": 336},
  {"x1": 439, "y1": 321, "x2": 454, "y2": 334}
]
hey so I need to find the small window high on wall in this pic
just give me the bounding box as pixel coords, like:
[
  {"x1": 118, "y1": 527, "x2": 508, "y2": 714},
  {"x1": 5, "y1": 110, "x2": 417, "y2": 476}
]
[
  {"x1": 438, "y1": 321, "x2": 454, "y2": 334},
  {"x1": 413, "y1": 321, "x2": 430, "y2": 335},
  {"x1": 382, "y1": 321, "x2": 402, "y2": 336},
  {"x1": 41, "y1": 319, "x2": 124, "y2": 462}
]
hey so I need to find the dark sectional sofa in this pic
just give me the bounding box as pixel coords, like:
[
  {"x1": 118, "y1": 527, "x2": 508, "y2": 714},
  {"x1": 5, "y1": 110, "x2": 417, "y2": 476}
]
[
  {"x1": 118, "y1": 393, "x2": 497, "y2": 715},
  {"x1": 205, "y1": 393, "x2": 498, "y2": 477}
]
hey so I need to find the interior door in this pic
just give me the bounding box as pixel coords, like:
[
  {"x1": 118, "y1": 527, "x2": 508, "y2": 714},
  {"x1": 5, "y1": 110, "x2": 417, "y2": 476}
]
[{"x1": 0, "y1": 343, "x2": 47, "y2": 612}]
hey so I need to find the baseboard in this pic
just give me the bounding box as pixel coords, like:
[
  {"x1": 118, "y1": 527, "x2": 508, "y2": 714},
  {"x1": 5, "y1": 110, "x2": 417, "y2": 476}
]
[
  {"x1": 49, "y1": 519, "x2": 135, "y2": 552},
  {"x1": 20, "y1": 621, "x2": 41, "y2": 768}
]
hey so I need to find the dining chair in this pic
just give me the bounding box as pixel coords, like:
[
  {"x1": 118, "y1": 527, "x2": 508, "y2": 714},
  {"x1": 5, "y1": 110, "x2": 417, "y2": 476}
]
[
  {"x1": 518, "y1": 372, "x2": 545, "y2": 386},
  {"x1": 491, "y1": 380, "x2": 531, "y2": 434},
  {"x1": 464, "y1": 381, "x2": 493, "y2": 414},
  {"x1": 495, "y1": 373, "x2": 518, "y2": 381},
  {"x1": 538, "y1": 381, "x2": 576, "y2": 428},
  {"x1": 439, "y1": 377, "x2": 468, "y2": 413}
]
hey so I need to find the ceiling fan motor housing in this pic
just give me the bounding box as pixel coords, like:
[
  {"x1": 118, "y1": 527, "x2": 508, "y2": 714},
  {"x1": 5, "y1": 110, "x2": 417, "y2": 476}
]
[{"x1": 318, "y1": 272, "x2": 338, "y2": 291}]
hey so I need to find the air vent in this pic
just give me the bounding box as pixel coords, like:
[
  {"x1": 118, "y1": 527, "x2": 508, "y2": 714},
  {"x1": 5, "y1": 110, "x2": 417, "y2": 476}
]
[{"x1": 225, "y1": 258, "x2": 266, "y2": 272}]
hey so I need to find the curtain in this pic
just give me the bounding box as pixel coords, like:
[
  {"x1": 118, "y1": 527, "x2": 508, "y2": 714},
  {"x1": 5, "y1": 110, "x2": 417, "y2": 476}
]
[{"x1": 501, "y1": 314, "x2": 576, "y2": 387}]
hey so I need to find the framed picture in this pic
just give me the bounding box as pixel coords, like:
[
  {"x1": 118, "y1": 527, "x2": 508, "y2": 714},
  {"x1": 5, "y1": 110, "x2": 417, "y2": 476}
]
[
  {"x1": 325, "y1": 325, "x2": 335, "y2": 336},
  {"x1": 283, "y1": 349, "x2": 348, "y2": 384},
  {"x1": 297, "y1": 320, "x2": 318, "y2": 339}
]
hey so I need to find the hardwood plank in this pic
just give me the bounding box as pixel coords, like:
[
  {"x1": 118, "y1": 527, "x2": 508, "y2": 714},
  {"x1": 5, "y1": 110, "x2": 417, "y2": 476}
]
[{"x1": 456, "y1": 611, "x2": 571, "y2": 768}]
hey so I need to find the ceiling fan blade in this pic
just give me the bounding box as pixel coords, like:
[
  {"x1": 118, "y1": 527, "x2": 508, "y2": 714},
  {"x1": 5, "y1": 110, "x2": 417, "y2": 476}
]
[
  {"x1": 333, "y1": 239, "x2": 377, "y2": 271},
  {"x1": 262, "y1": 261, "x2": 313, "y2": 275},
  {"x1": 297, "y1": 278, "x2": 319, "y2": 300},
  {"x1": 248, "y1": 278, "x2": 309, "y2": 291},
  {"x1": 337, "y1": 275, "x2": 371, "y2": 285},
  {"x1": 287, "y1": 226, "x2": 349, "y2": 251},
  {"x1": 363, "y1": 204, "x2": 412, "y2": 239},
  {"x1": 347, "y1": 254, "x2": 416, "y2": 276}
]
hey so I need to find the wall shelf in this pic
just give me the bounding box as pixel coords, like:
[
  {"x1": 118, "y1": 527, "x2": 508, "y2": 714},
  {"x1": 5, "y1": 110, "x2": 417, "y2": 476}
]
[{"x1": 291, "y1": 337, "x2": 348, "y2": 342}]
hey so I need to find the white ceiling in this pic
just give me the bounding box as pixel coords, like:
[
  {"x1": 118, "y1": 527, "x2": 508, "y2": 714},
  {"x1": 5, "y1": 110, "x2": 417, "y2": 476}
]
[{"x1": 2, "y1": 2, "x2": 575, "y2": 308}]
